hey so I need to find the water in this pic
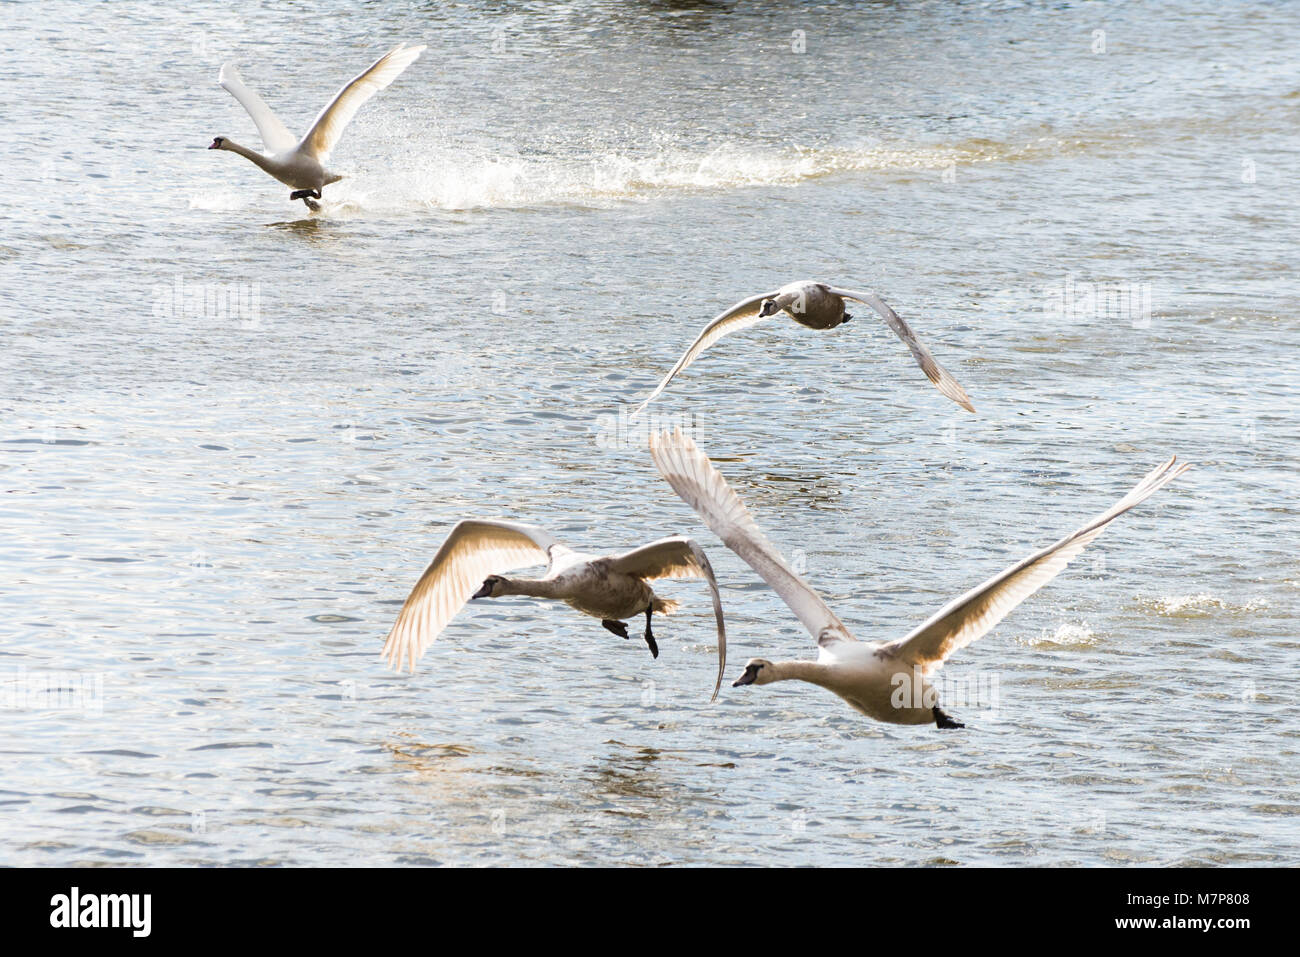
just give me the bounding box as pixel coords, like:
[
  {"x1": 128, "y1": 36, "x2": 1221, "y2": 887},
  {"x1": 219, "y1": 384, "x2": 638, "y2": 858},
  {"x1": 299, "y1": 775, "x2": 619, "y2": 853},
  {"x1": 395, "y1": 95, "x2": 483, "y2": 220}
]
[{"x1": 2, "y1": 0, "x2": 1297, "y2": 865}]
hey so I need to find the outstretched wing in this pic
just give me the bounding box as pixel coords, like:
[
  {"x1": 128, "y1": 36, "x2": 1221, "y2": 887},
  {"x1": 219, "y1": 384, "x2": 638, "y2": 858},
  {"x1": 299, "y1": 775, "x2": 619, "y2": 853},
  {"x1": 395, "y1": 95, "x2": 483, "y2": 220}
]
[
  {"x1": 631, "y1": 292, "x2": 773, "y2": 417},
  {"x1": 828, "y1": 287, "x2": 975, "y2": 413},
  {"x1": 649, "y1": 428, "x2": 854, "y2": 648},
  {"x1": 301, "y1": 42, "x2": 426, "y2": 159},
  {"x1": 607, "y1": 537, "x2": 728, "y2": 702},
  {"x1": 879, "y1": 458, "x2": 1191, "y2": 674},
  {"x1": 218, "y1": 64, "x2": 298, "y2": 154},
  {"x1": 382, "y1": 519, "x2": 567, "y2": 673}
]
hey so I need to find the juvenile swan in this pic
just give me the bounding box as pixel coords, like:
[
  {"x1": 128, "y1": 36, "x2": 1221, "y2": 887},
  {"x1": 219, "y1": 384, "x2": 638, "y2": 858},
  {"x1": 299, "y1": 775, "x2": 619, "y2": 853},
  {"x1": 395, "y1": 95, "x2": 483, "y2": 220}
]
[
  {"x1": 382, "y1": 519, "x2": 728, "y2": 701},
  {"x1": 209, "y1": 42, "x2": 426, "y2": 210},
  {"x1": 648, "y1": 429, "x2": 1189, "y2": 727},
  {"x1": 632, "y1": 280, "x2": 975, "y2": 416}
]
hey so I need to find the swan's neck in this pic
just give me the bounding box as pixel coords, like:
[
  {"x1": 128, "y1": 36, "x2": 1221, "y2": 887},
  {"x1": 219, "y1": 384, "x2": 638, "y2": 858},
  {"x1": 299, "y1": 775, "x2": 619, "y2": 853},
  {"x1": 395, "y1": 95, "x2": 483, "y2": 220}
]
[
  {"x1": 223, "y1": 139, "x2": 282, "y2": 176},
  {"x1": 767, "y1": 660, "x2": 833, "y2": 687},
  {"x1": 498, "y1": 577, "x2": 566, "y2": 600}
]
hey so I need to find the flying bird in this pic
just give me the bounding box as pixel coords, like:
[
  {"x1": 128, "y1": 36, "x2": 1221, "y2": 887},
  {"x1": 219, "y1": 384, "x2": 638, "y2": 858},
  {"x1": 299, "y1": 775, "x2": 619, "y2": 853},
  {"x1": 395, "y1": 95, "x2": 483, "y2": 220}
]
[
  {"x1": 209, "y1": 42, "x2": 426, "y2": 210},
  {"x1": 632, "y1": 280, "x2": 975, "y2": 416},
  {"x1": 649, "y1": 428, "x2": 1189, "y2": 727},
  {"x1": 381, "y1": 519, "x2": 729, "y2": 701}
]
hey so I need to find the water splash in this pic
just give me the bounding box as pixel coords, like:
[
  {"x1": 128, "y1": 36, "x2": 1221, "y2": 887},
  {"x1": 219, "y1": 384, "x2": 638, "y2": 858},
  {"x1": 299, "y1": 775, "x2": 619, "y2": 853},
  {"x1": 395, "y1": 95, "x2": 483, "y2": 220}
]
[{"x1": 191, "y1": 135, "x2": 1064, "y2": 217}]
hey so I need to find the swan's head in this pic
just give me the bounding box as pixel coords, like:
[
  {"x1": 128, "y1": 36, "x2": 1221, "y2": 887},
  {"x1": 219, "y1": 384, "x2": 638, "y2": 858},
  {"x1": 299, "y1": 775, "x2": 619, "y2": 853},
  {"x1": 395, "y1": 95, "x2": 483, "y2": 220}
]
[
  {"x1": 208, "y1": 137, "x2": 227, "y2": 150},
  {"x1": 471, "y1": 575, "x2": 506, "y2": 600},
  {"x1": 732, "y1": 658, "x2": 776, "y2": 687},
  {"x1": 758, "y1": 298, "x2": 780, "y2": 318}
]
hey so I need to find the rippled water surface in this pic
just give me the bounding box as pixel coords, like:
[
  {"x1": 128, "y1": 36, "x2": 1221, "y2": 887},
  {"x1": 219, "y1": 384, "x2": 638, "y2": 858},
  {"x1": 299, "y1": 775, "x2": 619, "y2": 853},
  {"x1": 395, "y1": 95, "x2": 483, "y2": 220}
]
[{"x1": 2, "y1": 0, "x2": 1298, "y2": 866}]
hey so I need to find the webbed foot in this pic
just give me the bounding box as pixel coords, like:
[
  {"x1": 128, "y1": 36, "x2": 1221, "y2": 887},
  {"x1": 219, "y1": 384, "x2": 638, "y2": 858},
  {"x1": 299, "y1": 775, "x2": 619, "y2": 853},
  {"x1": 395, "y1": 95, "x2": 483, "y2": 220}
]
[{"x1": 934, "y1": 706, "x2": 965, "y2": 729}]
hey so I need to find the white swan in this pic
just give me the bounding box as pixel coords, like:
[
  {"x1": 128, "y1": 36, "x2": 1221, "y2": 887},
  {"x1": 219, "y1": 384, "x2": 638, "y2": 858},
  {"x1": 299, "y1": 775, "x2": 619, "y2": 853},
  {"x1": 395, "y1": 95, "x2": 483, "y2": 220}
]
[
  {"x1": 381, "y1": 519, "x2": 729, "y2": 701},
  {"x1": 648, "y1": 428, "x2": 1189, "y2": 727},
  {"x1": 209, "y1": 42, "x2": 426, "y2": 210},
  {"x1": 632, "y1": 280, "x2": 975, "y2": 416}
]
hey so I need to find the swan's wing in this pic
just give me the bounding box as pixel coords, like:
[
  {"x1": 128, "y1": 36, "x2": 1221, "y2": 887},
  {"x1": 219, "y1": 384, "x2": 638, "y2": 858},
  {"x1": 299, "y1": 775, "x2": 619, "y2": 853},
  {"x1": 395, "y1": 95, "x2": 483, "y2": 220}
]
[
  {"x1": 827, "y1": 287, "x2": 975, "y2": 413},
  {"x1": 607, "y1": 536, "x2": 728, "y2": 702},
  {"x1": 301, "y1": 42, "x2": 426, "y2": 159},
  {"x1": 630, "y1": 292, "x2": 773, "y2": 417},
  {"x1": 879, "y1": 458, "x2": 1191, "y2": 674},
  {"x1": 649, "y1": 428, "x2": 854, "y2": 648},
  {"x1": 382, "y1": 519, "x2": 566, "y2": 673},
  {"x1": 218, "y1": 64, "x2": 299, "y2": 154}
]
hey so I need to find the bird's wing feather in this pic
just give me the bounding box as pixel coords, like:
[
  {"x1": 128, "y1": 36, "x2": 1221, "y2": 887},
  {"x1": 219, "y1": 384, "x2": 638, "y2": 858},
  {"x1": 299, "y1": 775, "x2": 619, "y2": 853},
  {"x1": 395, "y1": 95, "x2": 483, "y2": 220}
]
[
  {"x1": 608, "y1": 536, "x2": 706, "y2": 580},
  {"x1": 631, "y1": 292, "x2": 772, "y2": 417},
  {"x1": 649, "y1": 428, "x2": 853, "y2": 647},
  {"x1": 879, "y1": 458, "x2": 1190, "y2": 673},
  {"x1": 301, "y1": 42, "x2": 426, "y2": 159},
  {"x1": 382, "y1": 519, "x2": 564, "y2": 673},
  {"x1": 828, "y1": 287, "x2": 976, "y2": 413},
  {"x1": 218, "y1": 63, "x2": 298, "y2": 154},
  {"x1": 608, "y1": 536, "x2": 729, "y2": 702}
]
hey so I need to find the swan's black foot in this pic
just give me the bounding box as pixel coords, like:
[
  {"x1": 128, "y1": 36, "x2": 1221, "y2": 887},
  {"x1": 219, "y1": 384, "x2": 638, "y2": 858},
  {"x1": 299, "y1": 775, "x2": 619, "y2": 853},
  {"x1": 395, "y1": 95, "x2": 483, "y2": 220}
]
[
  {"x1": 289, "y1": 189, "x2": 320, "y2": 201},
  {"x1": 602, "y1": 619, "x2": 630, "y2": 640},
  {"x1": 841, "y1": 313, "x2": 852, "y2": 324},
  {"x1": 303, "y1": 197, "x2": 321, "y2": 212},
  {"x1": 934, "y1": 706, "x2": 965, "y2": 729},
  {"x1": 642, "y1": 607, "x2": 659, "y2": 660}
]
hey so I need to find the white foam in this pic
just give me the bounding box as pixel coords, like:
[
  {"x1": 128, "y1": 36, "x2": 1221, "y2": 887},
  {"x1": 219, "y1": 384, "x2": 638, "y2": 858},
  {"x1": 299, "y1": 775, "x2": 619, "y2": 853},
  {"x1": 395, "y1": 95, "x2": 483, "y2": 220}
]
[
  {"x1": 1022, "y1": 621, "x2": 1099, "y2": 647},
  {"x1": 1145, "y1": 593, "x2": 1269, "y2": 616},
  {"x1": 216, "y1": 140, "x2": 985, "y2": 217}
]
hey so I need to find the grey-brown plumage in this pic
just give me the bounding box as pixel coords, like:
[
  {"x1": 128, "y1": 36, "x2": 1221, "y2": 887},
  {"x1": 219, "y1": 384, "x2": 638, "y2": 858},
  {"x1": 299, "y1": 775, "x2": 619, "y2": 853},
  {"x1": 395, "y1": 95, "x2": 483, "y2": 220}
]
[
  {"x1": 381, "y1": 519, "x2": 728, "y2": 701},
  {"x1": 631, "y1": 280, "x2": 975, "y2": 416}
]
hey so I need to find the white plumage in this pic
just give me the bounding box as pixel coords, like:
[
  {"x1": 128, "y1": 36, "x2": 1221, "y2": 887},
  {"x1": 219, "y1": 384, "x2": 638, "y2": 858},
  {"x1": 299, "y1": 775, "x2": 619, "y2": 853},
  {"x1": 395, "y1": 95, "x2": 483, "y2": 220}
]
[
  {"x1": 209, "y1": 42, "x2": 426, "y2": 209},
  {"x1": 649, "y1": 428, "x2": 1189, "y2": 727}
]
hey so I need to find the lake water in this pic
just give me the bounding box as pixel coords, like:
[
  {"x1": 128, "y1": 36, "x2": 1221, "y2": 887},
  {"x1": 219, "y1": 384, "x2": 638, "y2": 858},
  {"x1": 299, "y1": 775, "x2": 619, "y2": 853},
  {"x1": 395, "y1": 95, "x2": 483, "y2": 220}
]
[{"x1": 2, "y1": 0, "x2": 1297, "y2": 866}]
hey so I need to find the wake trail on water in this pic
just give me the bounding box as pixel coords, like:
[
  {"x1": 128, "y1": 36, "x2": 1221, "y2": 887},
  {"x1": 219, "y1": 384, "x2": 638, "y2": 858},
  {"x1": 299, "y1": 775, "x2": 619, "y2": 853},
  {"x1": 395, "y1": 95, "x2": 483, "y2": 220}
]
[{"x1": 191, "y1": 131, "x2": 1083, "y2": 217}]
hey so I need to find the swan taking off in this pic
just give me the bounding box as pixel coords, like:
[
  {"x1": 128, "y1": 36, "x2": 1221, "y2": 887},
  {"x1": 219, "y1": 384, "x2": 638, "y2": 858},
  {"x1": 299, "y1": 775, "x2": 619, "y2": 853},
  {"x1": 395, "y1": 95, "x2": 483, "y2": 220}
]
[
  {"x1": 382, "y1": 519, "x2": 729, "y2": 701},
  {"x1": 631, "y1": 280, "x2": 975, "y2": 417},
  {"x1": 648, "y1": 428, "x2": 1189, "y2": 728},
  {"x1": 208, "y1": 42, "x2": 426, "y2": 210}
]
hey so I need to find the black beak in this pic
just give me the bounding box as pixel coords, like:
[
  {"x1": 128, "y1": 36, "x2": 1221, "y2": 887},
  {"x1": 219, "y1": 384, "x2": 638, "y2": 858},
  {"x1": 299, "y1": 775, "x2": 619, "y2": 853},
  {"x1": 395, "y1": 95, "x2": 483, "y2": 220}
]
[
  {"x1": 732, "y1": 666, "x2": 759, "y2": 687},
  {"x1": 470, "y1": 581, "x2": 493, "y2": 600},
  {"x1": 758, "y1": 301, "x2": 776, "y2": 317}
]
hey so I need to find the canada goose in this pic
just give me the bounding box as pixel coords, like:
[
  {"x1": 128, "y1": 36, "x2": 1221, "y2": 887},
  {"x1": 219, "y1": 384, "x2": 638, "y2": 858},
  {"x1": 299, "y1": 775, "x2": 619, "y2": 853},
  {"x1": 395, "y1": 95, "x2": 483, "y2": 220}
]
[
  {"x1": 631, "y1": 280, "x2": 975, "y2": 416},
  {"x1": 381, "y1": 519, "x2": 729, "y2": 701},
  {"x1": 648, "y1": 428, "x2": 1189, "y2": 727},
  {"x1": 209, "y1": 42, "x2": 426, "y2": 210}
]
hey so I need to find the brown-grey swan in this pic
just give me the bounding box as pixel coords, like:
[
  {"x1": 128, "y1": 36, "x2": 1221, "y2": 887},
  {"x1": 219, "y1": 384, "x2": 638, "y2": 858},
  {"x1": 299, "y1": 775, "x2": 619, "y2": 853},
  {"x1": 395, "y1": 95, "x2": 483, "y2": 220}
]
[
  {"x1": 631, "y1": 280, "x2": 975, "y2": 416},
  {"x1": 381, "y1": 519, "x2": 729, "y2": 701}
]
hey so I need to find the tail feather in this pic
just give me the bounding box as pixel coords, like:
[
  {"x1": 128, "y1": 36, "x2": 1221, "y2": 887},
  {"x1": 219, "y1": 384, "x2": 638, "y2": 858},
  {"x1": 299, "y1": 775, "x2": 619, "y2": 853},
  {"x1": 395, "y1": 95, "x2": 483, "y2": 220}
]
[{"x1": 652, "y1": 596, "x2": 681, "y2": 615}]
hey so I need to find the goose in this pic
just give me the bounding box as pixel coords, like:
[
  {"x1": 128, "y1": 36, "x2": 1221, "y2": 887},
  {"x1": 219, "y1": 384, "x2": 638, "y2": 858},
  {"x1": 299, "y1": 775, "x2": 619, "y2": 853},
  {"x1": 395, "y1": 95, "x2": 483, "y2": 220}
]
[
  {"x1": 381, "y1": 519, "x2": 729, "y2": 701},
  {"x1": 631, "y1": 280, "x2": 975, "y2": 417},
  {"x1": 648, "y1": 428, "x2": 1190, "y2": 728},
  {"x1": 208, "y1": 42, "x2": 426, "y2": 211}
]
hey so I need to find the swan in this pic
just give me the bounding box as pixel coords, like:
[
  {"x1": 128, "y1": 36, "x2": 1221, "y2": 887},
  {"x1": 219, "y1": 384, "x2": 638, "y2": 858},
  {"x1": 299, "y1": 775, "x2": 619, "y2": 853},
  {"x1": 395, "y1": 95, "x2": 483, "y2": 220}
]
[
  {"x1": 208, "y1": 42, "x2": 426, "y2": 210},
  {"x1": 381, "y1": 519, "x2": 729, "y2": 701},
  {"x1": 648, "y1": 428, "x2": 1190, "y2": 727},
  {"x1": 631, "y1": 280, "x2": 975, "y2": 417}
]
